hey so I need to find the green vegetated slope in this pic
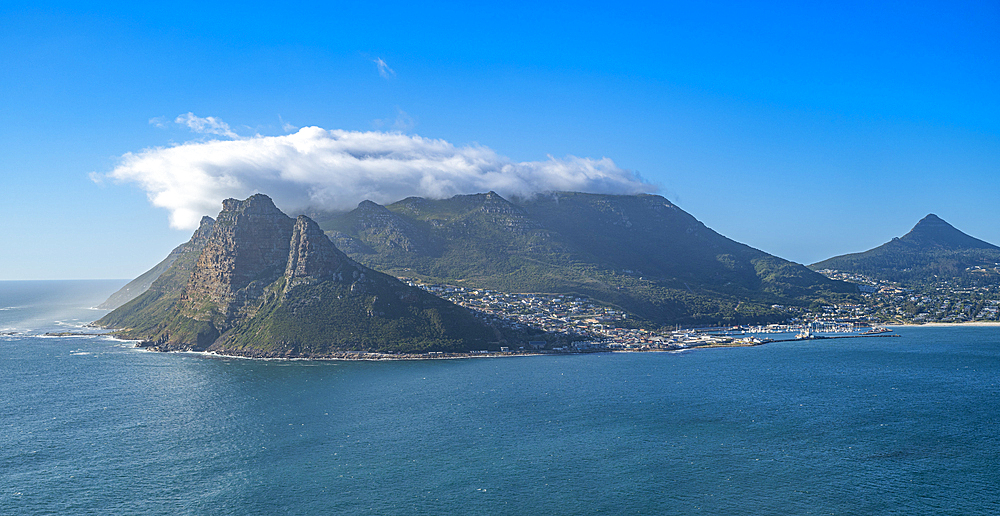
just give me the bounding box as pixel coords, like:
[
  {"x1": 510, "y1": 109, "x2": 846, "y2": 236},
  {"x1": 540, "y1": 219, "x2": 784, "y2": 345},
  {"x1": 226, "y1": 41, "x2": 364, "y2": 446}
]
[
  {"x1": 317, "y1": 191, "x2": 857, "y2": 326},
  {"x1": 96, "y1": 195, "x2": 510, "y2": 356},
  {"x1": 811, "y1": 214, "x2": 1000, "y2": 287}
]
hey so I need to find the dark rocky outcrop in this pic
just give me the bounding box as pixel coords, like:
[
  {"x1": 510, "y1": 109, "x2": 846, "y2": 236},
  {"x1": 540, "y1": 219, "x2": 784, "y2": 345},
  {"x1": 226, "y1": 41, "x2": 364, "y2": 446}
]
[
  {"x1": 181, "y1": 194, "x2": 295, "y2": 325},
  {"x1": 285, "y1": 216, "x2": 346, "y2": 281}
]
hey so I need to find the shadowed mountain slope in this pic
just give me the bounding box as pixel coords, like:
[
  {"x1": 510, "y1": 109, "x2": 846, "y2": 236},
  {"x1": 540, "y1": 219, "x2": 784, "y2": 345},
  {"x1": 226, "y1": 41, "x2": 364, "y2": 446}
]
[
  {"x1": 811, "y1": 214, "x2": 1000, "y2": 286},
  {"x1": 317, "y1": 191, "x2": 857, "y2": 326}
]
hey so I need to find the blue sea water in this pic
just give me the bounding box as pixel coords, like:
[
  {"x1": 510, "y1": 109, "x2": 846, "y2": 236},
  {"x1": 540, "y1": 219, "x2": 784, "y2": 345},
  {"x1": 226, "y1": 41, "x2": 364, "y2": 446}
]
[{"x1": 2, "y1": 281, "x2": 998, "y2": 515}]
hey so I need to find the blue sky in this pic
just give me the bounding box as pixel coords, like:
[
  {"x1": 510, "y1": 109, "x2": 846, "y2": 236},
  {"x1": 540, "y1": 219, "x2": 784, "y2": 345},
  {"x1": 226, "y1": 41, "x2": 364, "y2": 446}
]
[{"x1": 2, "y1": 1, "x2": 998, "y2": 280}]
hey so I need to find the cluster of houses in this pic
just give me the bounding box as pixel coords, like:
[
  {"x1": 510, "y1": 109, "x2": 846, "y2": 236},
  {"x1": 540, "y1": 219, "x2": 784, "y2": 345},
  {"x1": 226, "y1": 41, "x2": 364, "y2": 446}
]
[
  {"x1": 406, "y1": 274, "x2": 995, "y2": 355},
  {"x1": 816, "y1": 269, "x2": 1000, "y2": 324},
  {"x1": 408, "y1": 281, "x2": 628, "y2": 335},
  {"x1": 408, "y1": 281, "x2": 783, "y2": 352}
]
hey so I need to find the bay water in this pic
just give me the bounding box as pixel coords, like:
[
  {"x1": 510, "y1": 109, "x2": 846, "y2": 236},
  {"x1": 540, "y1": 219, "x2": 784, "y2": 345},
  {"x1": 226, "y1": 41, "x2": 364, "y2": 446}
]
[{"x1": 2, "y1": 281, "x2": 998, "y2": 514}]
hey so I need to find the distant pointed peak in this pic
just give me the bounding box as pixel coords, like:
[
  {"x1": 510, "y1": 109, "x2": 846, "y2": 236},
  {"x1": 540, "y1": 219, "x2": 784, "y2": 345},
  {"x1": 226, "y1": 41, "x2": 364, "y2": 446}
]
[
  {"x1": 900, "y1": 213, "x2": 998, "y2": 250},
  {"x1": 907, "y1": 213, "x2": 958, "y2": 235},
  {"x1": 481, "y1": 191, "x2": 514, "y2": 204}
]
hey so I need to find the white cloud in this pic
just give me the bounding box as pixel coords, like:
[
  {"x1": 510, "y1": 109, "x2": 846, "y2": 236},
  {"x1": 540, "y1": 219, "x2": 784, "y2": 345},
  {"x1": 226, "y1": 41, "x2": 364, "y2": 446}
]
[
  {"x1": 174, "y1": 112, "x2": 241, "y2": 139},
  {"x1": 374, "y1": 57, "x2": 395, "y2": 79},
  {"x1": 101, "y1": 125, "x2": 655, "y2": 230}
]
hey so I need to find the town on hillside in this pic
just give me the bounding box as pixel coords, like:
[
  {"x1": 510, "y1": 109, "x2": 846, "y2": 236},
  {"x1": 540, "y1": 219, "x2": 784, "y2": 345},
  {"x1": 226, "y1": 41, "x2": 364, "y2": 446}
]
[
  {"x1": 404, "y1": 279, "x2": 907, "y2": 354},
  {"x1": 816, "y1": 269, "x2": 1000, "y2": 324}
]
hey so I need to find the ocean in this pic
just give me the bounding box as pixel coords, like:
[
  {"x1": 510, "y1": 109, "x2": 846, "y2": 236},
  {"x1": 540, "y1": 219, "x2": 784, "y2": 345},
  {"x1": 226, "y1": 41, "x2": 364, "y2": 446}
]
[{"x1": 2, "y1": 280, "x2": 998, "y2": 515}]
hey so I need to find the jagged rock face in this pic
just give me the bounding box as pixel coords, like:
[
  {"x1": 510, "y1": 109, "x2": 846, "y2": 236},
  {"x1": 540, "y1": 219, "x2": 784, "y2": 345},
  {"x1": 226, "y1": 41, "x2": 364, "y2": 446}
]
[
  {"x1": 183, "y1": 194, "x2": 294, "y2": 321},
  {"x1": 286, "y1": 216, "x2": 347, "y2": 280},
  {"x1": 189, "y1": 216, "x2": 217, "y2": 245}
]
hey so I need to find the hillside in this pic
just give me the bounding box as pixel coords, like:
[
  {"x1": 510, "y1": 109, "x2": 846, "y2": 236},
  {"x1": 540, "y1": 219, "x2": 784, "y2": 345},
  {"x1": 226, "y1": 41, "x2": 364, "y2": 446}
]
[
  {"x1": 811, "y1": 214, "x2": 1000, "y2": 286},
  {"x1": 96, "y1": 194, "x2": 515, "y2": 356},
  {"x1": 315, "y1": 191, "x2": 857, "y2": 326}
]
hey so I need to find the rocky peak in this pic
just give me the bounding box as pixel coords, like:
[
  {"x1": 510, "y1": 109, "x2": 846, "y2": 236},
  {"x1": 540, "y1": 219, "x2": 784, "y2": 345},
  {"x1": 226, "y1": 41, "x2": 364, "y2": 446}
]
[
  {"x1": 183, "y1": 195, "x2": 295, "y2": 321},
  {"x1": 349, "y1": 199, "x2": 429, "y2": 253},
  {"x1": 189, "y1": 216, "x2": 216, "y2": 246},
  {"x1": 393, "y1": 196, "x2": 429, "y2": 216},
  {"x1": 220, "y1": 193, "x2": 285, "y2": 214},
  {"x1": 286, "y1": 215, "x2": 348, "y2": 280}
]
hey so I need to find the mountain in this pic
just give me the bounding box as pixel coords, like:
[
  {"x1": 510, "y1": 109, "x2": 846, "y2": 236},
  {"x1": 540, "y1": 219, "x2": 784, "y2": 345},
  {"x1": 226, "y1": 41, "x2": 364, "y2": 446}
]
[
  {"x1": 314, "y1": 191, "x2": 857, "y2": 326},
  {"x1": 97, "y1": 217, "x2": 216, "y2": 310},
  {"x1": 96, "y1": 194, "x2": 512, "y2": 356},
  {"x1": 811, "y1": 214, "x2": 1000, "y2": 285}
]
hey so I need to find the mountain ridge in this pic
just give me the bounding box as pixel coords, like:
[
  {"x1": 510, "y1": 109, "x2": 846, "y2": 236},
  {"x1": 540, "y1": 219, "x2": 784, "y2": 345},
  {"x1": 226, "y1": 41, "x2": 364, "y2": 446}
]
[
  {"x1": 96, "y1": 194, "x2": 515, "y2": 356},
  {"x1": 317, "y1": 191, "x2": 858, "y2": 326}
]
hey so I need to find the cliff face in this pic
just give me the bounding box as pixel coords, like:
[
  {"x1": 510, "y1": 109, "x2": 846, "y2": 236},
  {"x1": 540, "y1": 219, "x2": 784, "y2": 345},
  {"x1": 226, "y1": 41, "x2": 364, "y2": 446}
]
[
  {"x1": 286, "y1": 216, "x2": 346, "y2": 282},
  {"x1": 181, "y1": 194, "x2": 294, "y2": 325},
  {"x1": 96, "y1": 194, "x2": 510, "y2": 356}
]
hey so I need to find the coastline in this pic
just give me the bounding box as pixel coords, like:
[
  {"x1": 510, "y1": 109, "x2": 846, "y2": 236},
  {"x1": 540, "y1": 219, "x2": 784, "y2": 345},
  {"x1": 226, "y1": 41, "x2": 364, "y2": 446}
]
[
  {"x1": 190, "y1": 349, "x2": 546, "y2": 361},
  {"x1": 101, "y1": 331, "x2": 903, "y2": 362},
  {"x1": 890, "y1": 322, "x2": 1000, "y2": 328},
  {"x1": 116, "y1": 337, "x2": 547, "y2": 361},
  {"x1": 42, "y1": 324, "x2": 939, "y2": 362}
]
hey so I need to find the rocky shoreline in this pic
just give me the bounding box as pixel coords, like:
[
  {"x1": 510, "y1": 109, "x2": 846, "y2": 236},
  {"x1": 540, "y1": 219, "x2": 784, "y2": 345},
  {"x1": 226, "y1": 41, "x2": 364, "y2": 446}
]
[
  {"x1": 134, "y1": 340, "x2": 540, "y2": 361},
  {"x1": 112, "y1": 328, "x2": 905, "y2": 362}
]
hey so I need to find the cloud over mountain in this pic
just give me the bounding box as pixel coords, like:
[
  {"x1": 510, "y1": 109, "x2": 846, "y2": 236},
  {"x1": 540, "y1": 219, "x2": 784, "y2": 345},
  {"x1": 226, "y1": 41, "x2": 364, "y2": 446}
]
[{"x1": 103, "y1": 126, "x2": 654, "y2": 229}]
